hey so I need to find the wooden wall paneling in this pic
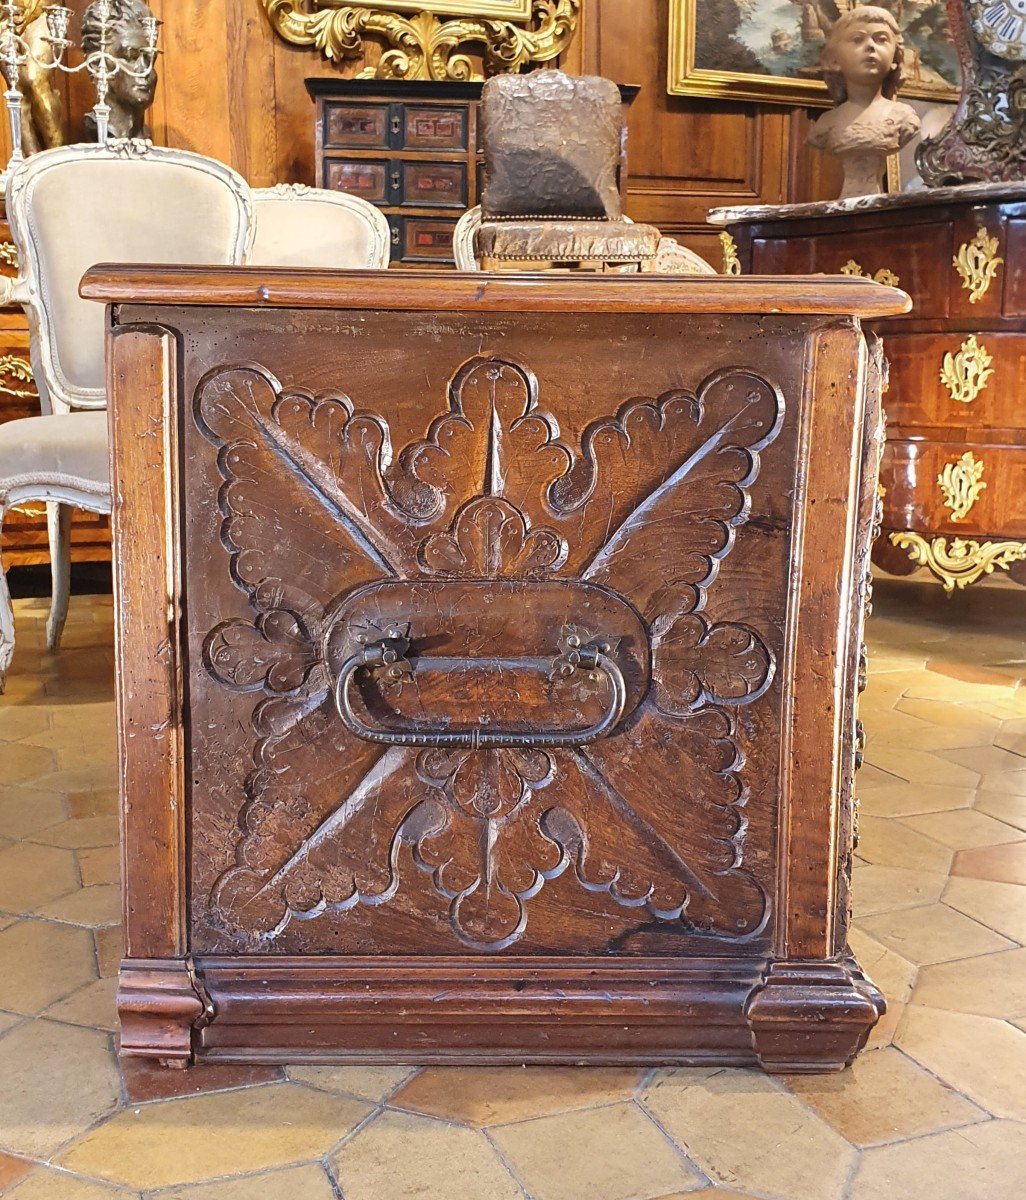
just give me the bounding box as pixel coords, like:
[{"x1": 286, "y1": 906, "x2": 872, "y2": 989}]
[
  {"x1": 158, "y1": 0, "x2": 232, "y2": 163},
  {"x1": 225, "y1": 0, "x2": 278, "y2": 186}
]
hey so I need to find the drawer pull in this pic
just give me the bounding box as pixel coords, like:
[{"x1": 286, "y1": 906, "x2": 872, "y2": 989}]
[
  {"x1": 0, "y1": 241, "x2": 18, "y2": 270},
  {"x1": 953, "y1": 226, "x2": 1003, "y2": 304},
  {"x1": 839, "y1": 259, "x2": 901, "y2": 288},
  {"x1": 0, "y1": 353, "x2": 35, "y2": 399},
  {"x1": 334, "y1": 625, "x2": 627, "y2": 750},
  {"x1": 939, "y1": 334, "x2": 993, "y2": 404},
  {"x1": 938, "y1": 451, "x2": 985, "y2": 522},
  {"x1": 889, "y1": 532, "x2": 1026, "y2": 592}
]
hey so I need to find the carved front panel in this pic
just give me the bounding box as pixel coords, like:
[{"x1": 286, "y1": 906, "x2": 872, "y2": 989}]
[{"x1": 177, "y1": 310, "x2": 805, "y2": 957}]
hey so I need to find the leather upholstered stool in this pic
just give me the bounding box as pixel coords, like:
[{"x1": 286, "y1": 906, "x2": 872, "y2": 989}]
[{"x1": 474, "y1": 71, "x2": 662, "y2": 273}]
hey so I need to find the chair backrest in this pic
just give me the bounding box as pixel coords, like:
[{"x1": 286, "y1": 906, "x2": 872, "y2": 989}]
[
  {"x1": 249, "y1": 184, "x2": 391, "y2": 270},
  {"x1": 480, "y1": 71, "x2": 623, "y2": 221},
  {"x1": 5, "y1": 139, "x2": 253, "y2": 412},
  {"x1": 452, "y1": 206, "x2": 482, "y2": 272}
]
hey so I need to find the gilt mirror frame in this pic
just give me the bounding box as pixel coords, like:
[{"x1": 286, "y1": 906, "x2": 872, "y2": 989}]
[{"x1": 262, "y1": 0, "x2": 579, "y2": 80}]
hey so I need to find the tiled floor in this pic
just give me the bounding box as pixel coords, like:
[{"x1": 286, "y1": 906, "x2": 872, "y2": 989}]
[{"x1": 1, "y1": 580, "x2": 1025, "y2": 1199}]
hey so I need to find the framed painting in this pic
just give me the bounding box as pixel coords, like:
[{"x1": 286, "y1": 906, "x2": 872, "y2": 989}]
[{"x1": 668, "y1": 0, "x2": 960, "y2": 106}]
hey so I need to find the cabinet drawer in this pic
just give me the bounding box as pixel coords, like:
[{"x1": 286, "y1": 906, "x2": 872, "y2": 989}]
[
  {"x1": 323, "y1": 103, "x2": 391, "y2": 150},
  {"x1": 324, "y1": 158, "x2": 389, "y2": 205},
  {"x1": 881, "y1": 439, "x2": 1026, "y2": 539},
  {"x1": 390, "y1": 216, "x2": 457, "y2": 263},
  {"x1": 752, "y1": 221, "x2": 950, "y2": 317},
  {"x1": 884, "y1": 332, "x2": 1026, "y2": 437},
  {"x1": 399, "y1": 160, "x2": 467, "y2": 209},
  {"x1": 403, "y1": 105, "x2": 467, "y2": 150}
]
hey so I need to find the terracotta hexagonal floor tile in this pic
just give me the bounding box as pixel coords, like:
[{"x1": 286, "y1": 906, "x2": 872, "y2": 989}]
[
  {"x1": 855, "y1": 817, "x2": 953, "y2": 873},
  {"x1": 34, "y1": 885, "x2": 120, "y2": 928},
  {"x1": 901, "y1": 809, "x2": 1025, "y2": 850},
  {"x1": 952, "y1": 841, "x2": 1026, "y2": 885},
  {"x1": 912, "y1": 947, "x2": 1026, "y2": 1018},
  {"x1": 857, "y1": 781, "x2": 977, "y2": 819},
  {"x1": 0, "y1": 921, "x2": 97, "y2": 1015},
  {"x1": 148, "y1": 1163, "x2": 339, "y2": 1199},
  {"x1": 58, "y1": 1083, "x2": 370, "y2": 1190},
  {"x1": 331, "y1": 1110, "x2": 523, "y2": 1200},
  {"x1": 0, "y1": 743, "x2": 57, "y2": 786},
  {"x1": 286, "y1": 1064, "x2": 415, "y2": 1101},
  {"x1": 42, "y1": 975, "x2": 118, "y2": 1033},
  {"x1": 782, "y1": 1046, "x2": 983, "y2": 1146},
  {"x1": 76, "y1": 846, "x2": 120, "y2": 888},
  {"x1": 0, "y1": 785, "x2": 67, "y2": 840},
  {"x1": 0, "y1": 843, "x2": 79, "y2": 912},
  {"x1": 942, "y1": 876, "x2": 1026, "y2": 942},
  {"x1": 0, "y1": 1020, "x2": 120, "y2": 1158},
  {"x1": 641, "y1": 1068, "x2": 854, "y2": 1200},
  {"x1": 896, "y1": 1007, "x2": 1026, "y2": 1120},
  {"x1": 858, "y1": 903, "x2": 1014, "y2": 965},
  {"x1": 850, "y1": 865, "x2": 948, "y2": 918},
  {"x1": 28, "y1": 816, "x2": 118, "y2": 851},
  {"x1": 849, "y1": 1119, "x2": 1026, "y2": 1200},
  {"x1": 390, "y1": 1066, "x2": 644, "y2": 1126},
  {"x1": 119, "y1": 1057, "x2": 284, "y2": 1104},
  {"x1": 490, "y1": 1102, "x2": 704, "y2": 1200},
  {"x1": 4, "y1": 1170, "x2": 129, "y2": 1200},
  {"x1": 0, "y1": 1152, "x2": 33, "y2": 1192}
]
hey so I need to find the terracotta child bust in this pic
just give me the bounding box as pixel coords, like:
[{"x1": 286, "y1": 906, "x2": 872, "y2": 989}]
[{"x1": 808, "y1": 6, "x2": 920, "y2": 200}]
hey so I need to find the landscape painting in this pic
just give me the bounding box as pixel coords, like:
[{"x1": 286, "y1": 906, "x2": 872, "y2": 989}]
[{"x1": 668, "y1": 0, "x2": 960, "y2": 106}]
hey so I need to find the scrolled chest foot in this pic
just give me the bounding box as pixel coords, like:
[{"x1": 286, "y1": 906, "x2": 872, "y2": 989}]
[
  {"x1": 746, "y1": 959, "x2": 886, "y2": 1073},
  {"x1": 118, "y1": 959, "x2": 210, "y2": 1066}
]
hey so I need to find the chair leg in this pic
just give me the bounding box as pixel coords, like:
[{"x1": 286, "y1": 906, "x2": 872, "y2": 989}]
[
  {"x1": 46, "y1": 500, "x2": 71, "y2": 652},
  {"x1": 0, "y1": 507, "x2": 14, "y2": 693}
]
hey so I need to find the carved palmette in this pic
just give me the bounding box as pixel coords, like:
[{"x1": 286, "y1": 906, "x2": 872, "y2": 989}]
[{"x1": 195, "y1": 354, "x2": 784, "y2": 951}]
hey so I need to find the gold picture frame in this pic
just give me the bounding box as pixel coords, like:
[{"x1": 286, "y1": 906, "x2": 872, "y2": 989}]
[{"x1": 668, "y1": 0, "x2": 960, "y2": 107}]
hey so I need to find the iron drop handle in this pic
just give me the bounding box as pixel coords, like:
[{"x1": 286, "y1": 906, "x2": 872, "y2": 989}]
[{"x1": 333, "y1": 626, "x2": 626, "y2": 750}]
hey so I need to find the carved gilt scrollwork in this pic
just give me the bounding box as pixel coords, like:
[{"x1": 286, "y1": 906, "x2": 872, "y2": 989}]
[
  {"x1": 0, "y1": 242, "x2": 18, "y2": 270},
  {"x1": 839, "y1": 259, "x2": 901, "y2": 288},
  {"x1": 938, "y1": 451, "x2": 986, "y2": 522},
  {"x1": 719, "y1": 231, "x2": 741, "y2": 276},
  {"x1": 0, "y1": 354, "x2": 36, "y2": 399},
  {"x1": 953, "y1": 227, "x2": 1003, "y2": 304},
  {"x1": 261, "y1": 0, "x2": 580, "y2": 81},
  {"x1": 889, "y1": 532, "x2": 1026, "y2": 592},
  {"x1": 940, "y1": 334, "x2": 994, "y2": 405}
]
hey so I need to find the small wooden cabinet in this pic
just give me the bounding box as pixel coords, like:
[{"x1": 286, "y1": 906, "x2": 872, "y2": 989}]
[
  {"x1": 306, "y1": 79, "x2": 640, "y2": 268},
  {"x1": 86, "y1": 265, "x2": 906, "y2": 1071},
  {"x1": 714, "y1": 183, "x2": 1026, "y2": 592},
  {"x1": 307, "y1": 79, "x2": 484, "y2": 266},
  {"x1": 0, "y1": 202, "x2": 110, "y2": 572}
]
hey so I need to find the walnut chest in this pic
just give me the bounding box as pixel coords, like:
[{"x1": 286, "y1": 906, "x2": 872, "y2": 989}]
[
  {"x1": 84, "y1": 267, "x2": 908, "y2": 1070},
  {"x1": 713, "y1": 182, "x2": 1026, "y2": 592}
]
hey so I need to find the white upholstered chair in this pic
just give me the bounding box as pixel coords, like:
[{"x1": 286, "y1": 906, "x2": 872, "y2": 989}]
[
  {"x1": 0, "y1": 139, "x2": 252, "y2": 691},
  {"x1": 250, "y1": 183, "x2": 390, "y2": 270},
  {"x1": 452, "y1": 204, "x2": 718, "y2": 275}
]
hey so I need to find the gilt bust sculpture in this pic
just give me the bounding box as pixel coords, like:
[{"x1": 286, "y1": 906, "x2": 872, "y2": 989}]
[
  {"x1": 81, "y1": 0, "x2": 158, "y2": 141},
  {"x1": 808, "y1": 6, "x2": 920, "y2": 200}
]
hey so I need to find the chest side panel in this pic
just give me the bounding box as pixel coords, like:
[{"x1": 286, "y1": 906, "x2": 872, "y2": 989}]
[{"x1": 172, "y1": 308, "x2": 810, "y2": 958}]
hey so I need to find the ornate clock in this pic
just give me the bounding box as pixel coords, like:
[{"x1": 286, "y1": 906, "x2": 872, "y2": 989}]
[{"x1": 917, "y1": 0, "x2": 1026, "y2": 183}]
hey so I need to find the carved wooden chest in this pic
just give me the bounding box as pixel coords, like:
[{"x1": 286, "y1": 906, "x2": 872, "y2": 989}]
[{"x1": 84, "y1": 267, "x2": 907, "y2": 1070}]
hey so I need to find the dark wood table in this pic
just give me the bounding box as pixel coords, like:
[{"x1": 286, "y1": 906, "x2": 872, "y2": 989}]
[{"x1": 82, "y1": 266, "x2": 906, "y2": 1071}]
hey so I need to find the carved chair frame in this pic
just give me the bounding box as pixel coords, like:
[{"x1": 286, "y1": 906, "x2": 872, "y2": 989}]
[
  {"x1": 0, "y1": 139, "x2": 253, "y2": 414},
  {"x1": 251, "y1": 183, "x2": 391, "y2": 270}
]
